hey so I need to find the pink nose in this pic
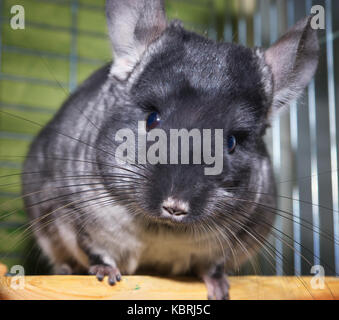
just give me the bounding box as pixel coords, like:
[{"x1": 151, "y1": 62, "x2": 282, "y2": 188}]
[
  {"x1": 161, "y1": 197, "x2": 189, "y2": 218},
  {"x1": 162, "y1": 205, "x2": 187, "y2": 216}
]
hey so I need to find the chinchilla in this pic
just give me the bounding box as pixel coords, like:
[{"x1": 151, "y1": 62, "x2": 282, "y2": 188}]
[{"x1": 22, "y1": 0, "x2": 318, "y2": 299}]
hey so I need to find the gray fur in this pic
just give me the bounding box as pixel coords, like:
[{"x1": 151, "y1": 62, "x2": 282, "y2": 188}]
[{"x1": 22, "y1": 0, "x2": 319, "y2": 300}]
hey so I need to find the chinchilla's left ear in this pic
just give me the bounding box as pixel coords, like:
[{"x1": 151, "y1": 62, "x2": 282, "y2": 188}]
[
  {"x1": 264, "y1": 15, "x2": 319, "y2": 112},
  {"x1": 106, "y1": 0, "x2": 167, "y2": 80}
]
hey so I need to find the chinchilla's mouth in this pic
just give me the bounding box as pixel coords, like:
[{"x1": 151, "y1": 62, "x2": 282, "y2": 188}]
[{"x1": 136, "y1": 210, "x2": 197, "y2": 229}]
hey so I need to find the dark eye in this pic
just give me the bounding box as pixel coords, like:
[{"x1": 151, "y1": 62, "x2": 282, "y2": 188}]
[
  {"x1": 227, "y1": 135, "x2": 237, "y2": 153},
  {"x1": 146, "y1": 112, "x2": 161, "y2": 131}
]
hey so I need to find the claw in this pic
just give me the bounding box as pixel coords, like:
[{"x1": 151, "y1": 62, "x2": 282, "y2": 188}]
[{"x1": 89, "y1": 265, "x2": 122, "y2": 286}]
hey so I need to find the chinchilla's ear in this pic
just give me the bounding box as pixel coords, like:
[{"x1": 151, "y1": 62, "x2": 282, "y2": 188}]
[
  {"x1": 264, "y1": 16, "x2": 319, "y2": 112},
  {"x1": 106, "y1": 0, "x2": 167, "y2": 80}
]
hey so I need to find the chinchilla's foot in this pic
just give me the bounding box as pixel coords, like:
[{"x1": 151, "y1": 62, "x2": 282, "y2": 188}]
[
  {"x1": 203, "y1": 274, "x2": 230, "y2": 300},
  {"x1": 89, "y1": 264, "x2": 122, "y2": 286},
  {"x1": 202, "y1": 265, "x2": 230, "y2": 300}
]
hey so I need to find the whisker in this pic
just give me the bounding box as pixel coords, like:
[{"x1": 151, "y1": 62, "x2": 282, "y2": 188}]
[
  {"x1": 222, "y1": 220, "x2": 261, "y2": 275},
  {"x1": 216, "y1": 201, "x2": 339, "y2": 277},
  {"x1": 222, "y1": 186, "x2": 339, "y2": 215},
  {"x1": 0, "y1": 174, "x2": 147, "y2": 219},
  {"x1": 217, "y1": 212, "x2": 317, "y2": 299},
  {"x1": 0, "y1": 156, "x2": 150, "y2": 181},
  {"x1": 214, "y1": 192, "x2": 339, "y2": 246}
]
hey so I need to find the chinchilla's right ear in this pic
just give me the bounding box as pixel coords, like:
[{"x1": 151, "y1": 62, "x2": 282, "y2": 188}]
[
  {"x1": 106, "y1": 0, "x2": 167, "y2": 80},
  {"x1": 263, "y1": 15, "x2": 319, "y2": 114}
]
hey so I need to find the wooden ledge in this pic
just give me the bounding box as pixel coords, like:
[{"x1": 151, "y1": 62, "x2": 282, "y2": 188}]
[{"x1": 0, "y1": 274, "x2": 338, "y2": 300}]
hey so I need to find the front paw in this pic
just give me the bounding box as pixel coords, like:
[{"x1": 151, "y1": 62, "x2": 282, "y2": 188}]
[
  {"x1": 203, "y1": 274, "x2": 230, "y2": 300},
  {"x1": 202, "y1": 265, "x2": 230, "y2": 300},
  {"x1": 89, "y1": 264, "x2": 122, "y2": 286}
]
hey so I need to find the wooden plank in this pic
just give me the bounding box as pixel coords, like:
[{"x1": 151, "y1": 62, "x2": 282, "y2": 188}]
[{"x1": 0, "y1": 275, "x2": 338, "y2": 300}]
